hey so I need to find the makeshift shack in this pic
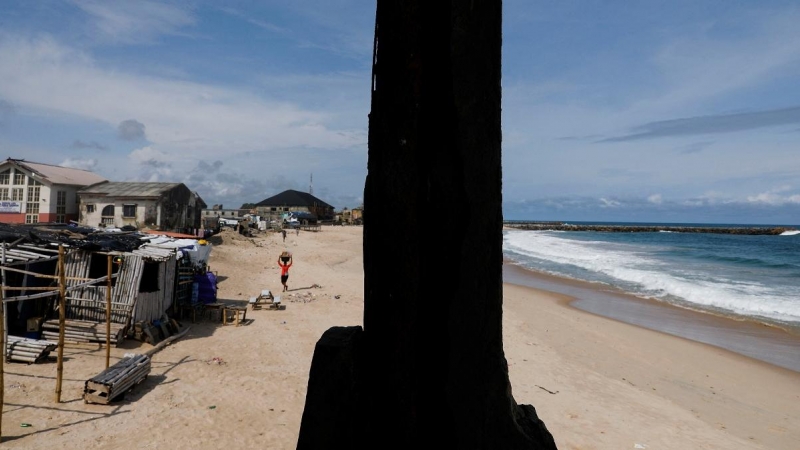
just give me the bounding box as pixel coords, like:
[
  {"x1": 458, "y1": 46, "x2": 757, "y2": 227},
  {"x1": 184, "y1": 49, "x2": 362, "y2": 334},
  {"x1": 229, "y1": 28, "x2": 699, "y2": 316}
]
[{"x1": 0, "y1": 222, "x2": 212, "y2": 349}]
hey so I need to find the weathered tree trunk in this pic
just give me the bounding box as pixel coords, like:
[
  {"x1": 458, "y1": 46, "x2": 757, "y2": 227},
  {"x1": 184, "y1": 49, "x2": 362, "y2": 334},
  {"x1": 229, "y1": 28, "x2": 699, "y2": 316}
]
[{"x1": 298, "y1": 1, "x2": 556, "y2": 448}]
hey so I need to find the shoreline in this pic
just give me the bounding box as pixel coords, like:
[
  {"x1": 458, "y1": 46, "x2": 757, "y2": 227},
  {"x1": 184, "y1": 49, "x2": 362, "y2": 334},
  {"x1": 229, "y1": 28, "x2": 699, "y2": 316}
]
[
  {"x1": 1, "y1": 226, "x2": 797, "y2": 449},
  {"x1": 503, "y1": 259, "x2": 800, "y2": 373}
]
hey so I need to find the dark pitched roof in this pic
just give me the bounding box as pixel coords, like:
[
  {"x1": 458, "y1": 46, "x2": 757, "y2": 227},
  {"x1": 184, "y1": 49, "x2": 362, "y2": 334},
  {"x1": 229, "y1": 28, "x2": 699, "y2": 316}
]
[{"x1": 255, "y1": 189, "x2": 333, "y2": 209}]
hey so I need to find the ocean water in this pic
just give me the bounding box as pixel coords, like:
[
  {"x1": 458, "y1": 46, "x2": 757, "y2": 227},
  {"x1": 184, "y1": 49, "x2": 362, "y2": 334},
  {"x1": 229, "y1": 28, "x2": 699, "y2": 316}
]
[{"x1": 502, "y1": 223, "x2": 800, "y2": 328}]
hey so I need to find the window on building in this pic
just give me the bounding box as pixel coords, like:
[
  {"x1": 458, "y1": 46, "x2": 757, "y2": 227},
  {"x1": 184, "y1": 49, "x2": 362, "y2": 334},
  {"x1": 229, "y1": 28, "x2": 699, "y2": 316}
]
[
  {"x1": 55, "y1": 191, "x2": 67, "y2": 223},
  {"x1": 101, "y1": 205, "x2": 115, "y2": 224},
  {"x1": 27, "y1": 178, "x2": 42, "y2": 186},
  {"x1": 26, "y1": 185, "x2": 40, "y2": 220},
  {"x1": 25, "y1": 214, "x2": 39, "y2": 224},
  {"x1": 0, "y1": 188, "x2": 7, "y2": 200},
  {"x1": 87, "y1": 204, "x2": 95, "y2": 213},
  {"x1": 0, "y1": 170, "x2": 8, "y2": 185},
  {"x1": 11, "y1": 188, "x2": 23, "y2": 201},
  {"x1": 27, "y1": 186, "x2": 40, "y2": 201},
  {"x1": 13, "y1": 172, "x2": 25, "y2": 185},
  {"x1": 123, "y1": 204, "x2": 136, "y2": 218}
]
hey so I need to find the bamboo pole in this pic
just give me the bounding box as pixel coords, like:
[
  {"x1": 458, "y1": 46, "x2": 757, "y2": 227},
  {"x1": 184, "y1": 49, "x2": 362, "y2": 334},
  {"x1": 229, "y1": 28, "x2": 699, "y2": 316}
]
[
  {"x1": 0, "y1": 265, "x2": 96, "y2": 280},
  {"x1": 1, "y1": 245, "x2": 6, "y2": 441},
  {"x1": 106, "y1": 255, "x2": 112, "y2": 368},
  {"x1": 55, "y1": 245, "x2": 66, "y2": 403},
  {"x1": 1, "y1": 273, "x2": 116, "y2": 298},
  {"x1": 2, "y1": 245, "x2": 6, "y2": 349},
  {"x1": 1, "y1": 286, "x2": 59, "y2": 291}
]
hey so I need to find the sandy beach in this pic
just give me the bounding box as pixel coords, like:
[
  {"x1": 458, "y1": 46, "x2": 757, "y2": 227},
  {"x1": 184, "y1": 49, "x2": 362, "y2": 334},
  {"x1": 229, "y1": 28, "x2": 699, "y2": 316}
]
[{"x1": 2, "y1": 226, "x2": 798, "y2": 449}]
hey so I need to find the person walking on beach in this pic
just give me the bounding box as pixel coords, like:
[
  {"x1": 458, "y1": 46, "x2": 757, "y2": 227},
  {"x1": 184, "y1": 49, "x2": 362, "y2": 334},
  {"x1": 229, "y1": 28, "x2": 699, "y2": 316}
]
[
  {"x1": 278, "y1": 252, "x2": 292, "y2": 292},
  {"x1": 282, "y1": 229, "x2": 287, "y2": 242}
]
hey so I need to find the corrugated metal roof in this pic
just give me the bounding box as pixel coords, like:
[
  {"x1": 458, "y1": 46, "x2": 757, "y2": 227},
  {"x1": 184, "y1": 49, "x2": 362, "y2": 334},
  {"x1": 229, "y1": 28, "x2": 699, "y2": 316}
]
[
  {"x1": 79, "y1": 182, "x2": 182, "y2": 197},
  {"x1": 131, "y1": 246, "x2": 176, "y2": 261},
  {"x1": 6, "y1": 159, "x2": 107, "y2": 186}
]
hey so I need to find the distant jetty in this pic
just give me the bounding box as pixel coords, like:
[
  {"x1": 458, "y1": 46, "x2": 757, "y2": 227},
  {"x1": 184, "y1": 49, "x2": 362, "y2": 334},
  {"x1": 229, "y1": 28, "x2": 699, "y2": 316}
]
[{"x1": 503, "y1": 221, "x2": 797, "y2": 235}]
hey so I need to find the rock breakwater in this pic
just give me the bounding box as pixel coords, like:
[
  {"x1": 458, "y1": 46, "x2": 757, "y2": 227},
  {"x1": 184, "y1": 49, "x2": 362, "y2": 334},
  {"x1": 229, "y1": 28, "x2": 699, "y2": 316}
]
[{"x1": 503, "y1": 222, "x2": 796, "y2": 235}]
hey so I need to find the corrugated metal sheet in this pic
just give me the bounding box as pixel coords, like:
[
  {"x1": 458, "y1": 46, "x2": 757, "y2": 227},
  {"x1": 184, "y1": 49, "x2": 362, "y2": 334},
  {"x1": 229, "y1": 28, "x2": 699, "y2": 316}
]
[
  {"x1": 78, "y1": 182, "x2": 181, "y2": 198},
  {"x1": 12, "y1": 160, "x2": 107, "y2": 186}
]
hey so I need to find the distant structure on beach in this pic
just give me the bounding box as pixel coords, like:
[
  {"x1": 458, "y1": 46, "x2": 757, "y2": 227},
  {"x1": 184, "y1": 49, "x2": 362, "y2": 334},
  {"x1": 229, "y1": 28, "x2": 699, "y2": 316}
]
[
  {"x1": 78, "y1": 181, "x2": 206, "y2": 231},
  {"x1": 0, "y1": 158, "x2": 107, "y2": 224},
  {"x1": 199, "y1": 204, "x2": 252, "y2": 231},
  {"x1": 335, "y1": 206, "x2": 363, "y2": 225},
  {"x1": 254, "y1": 189, "x2": 334, "y2": 222}
]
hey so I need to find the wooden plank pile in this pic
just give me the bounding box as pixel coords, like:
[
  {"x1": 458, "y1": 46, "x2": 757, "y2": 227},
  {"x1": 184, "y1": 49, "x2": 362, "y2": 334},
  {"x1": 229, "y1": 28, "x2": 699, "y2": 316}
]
[
  {"x1": 84, "y1": 353, "x2": 151, "y2": 404},
  {"x1": 132, "y1": 318, "x2": 181, "y2": 345},
  {"x1": 6, "y1": 335, "x2": 58, "y2": 363},
  {"x1": 41, "y1": 319, "x2": 127, "y2": 346}
]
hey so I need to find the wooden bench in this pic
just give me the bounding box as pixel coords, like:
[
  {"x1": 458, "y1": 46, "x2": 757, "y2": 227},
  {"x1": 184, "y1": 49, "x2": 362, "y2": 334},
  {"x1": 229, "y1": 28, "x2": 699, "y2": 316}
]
[{"x1": 249, "y1": 290, "x2": 284, "y2": 310}]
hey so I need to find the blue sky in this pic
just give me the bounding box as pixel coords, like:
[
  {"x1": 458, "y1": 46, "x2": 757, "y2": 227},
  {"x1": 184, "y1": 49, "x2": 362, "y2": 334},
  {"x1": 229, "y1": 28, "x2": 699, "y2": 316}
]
[{"x1": 1, "y1": 1, "x2": 799, "y2": 224}]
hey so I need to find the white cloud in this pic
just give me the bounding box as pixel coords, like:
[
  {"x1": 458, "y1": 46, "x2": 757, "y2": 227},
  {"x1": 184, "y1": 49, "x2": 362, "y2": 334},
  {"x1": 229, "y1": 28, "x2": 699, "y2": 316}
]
[
  {"x1": 129, "y1": 146, "x2": 170, "y2": 165},
  {"x1": 60, "y1": 157, "x2": 98, "y2": 171},
  {"x1": 746, "y1": 187, "x2": 800, "y2": 205},
  {"x1": 72, "y1": 0, "x2": 196, "y2": 44},
  {"x1": 648, "y1": 194, "x2": 662, "y2": 204},
  {"x1": 129, "y1": 146, "x2": 174, "y2": 180},
  {"x1": 599, "y1": 198, "x2": 621, "y2": 208},
  {"x1": 0, "y1": 34, "x2": 365, "y2": 166},
  {"x1": 644, "y1": 10, "x2": 800, "y2": 114}
]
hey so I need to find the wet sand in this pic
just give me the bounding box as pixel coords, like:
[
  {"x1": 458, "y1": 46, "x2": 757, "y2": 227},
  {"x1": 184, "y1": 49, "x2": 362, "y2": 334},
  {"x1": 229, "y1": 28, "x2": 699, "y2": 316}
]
[{"x1": 503, "y1": 262, "x2": 800, "y2": 373}]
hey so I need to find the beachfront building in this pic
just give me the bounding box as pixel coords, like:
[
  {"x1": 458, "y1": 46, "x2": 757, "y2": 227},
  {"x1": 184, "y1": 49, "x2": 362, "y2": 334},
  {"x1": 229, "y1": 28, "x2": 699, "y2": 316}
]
[
  {"x1": 254, "y1": 189, "x2": 335, "y2": 222},
  {"x1": 78, "y1": 182, "x2": 206, "y2": 231},
  {"x1": 201, "y1": 204, "x2": 250, "y2": 219},
  {"x1": 200, "y1": 204, "x2": 251, "y2": 230},
  {"x1": 0, "y1": 158, "x2": 107, "y2": 224},
  {"x1": 336, "y1": 206, "x2": 363, "y2": 224}
]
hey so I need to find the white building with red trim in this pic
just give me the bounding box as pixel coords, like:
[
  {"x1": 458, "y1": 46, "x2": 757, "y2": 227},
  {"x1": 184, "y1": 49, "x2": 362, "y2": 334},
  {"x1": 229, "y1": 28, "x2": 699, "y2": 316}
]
[{"x1": 0, "y1": 158, "x2": 107, "y2": 224}]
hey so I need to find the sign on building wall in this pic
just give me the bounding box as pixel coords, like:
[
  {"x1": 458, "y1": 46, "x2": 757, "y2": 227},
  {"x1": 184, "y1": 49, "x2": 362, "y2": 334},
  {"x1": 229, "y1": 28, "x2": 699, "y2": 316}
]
[{"x1": 0, "y1": 201, "x2": 22, "y2": 213}]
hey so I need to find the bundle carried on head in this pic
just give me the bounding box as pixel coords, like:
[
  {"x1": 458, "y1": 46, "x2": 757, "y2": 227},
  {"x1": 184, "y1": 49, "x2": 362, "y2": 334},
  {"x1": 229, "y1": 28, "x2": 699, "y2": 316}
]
[{"x1": 280, "y1": 251, "x2": 292, "y2": 263}]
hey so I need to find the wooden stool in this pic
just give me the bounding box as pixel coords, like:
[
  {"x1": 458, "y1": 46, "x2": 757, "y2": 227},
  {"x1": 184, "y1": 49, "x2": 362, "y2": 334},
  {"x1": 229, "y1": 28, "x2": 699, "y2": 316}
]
[
  {"x1": 179, "y1": 304, "x2": 200, "y2": 323},
  {"x1": 204, "y1": 302, "x2": 225, "y2": 322},
  {"x1": 223, "y1": 306, "x2": 248, "y2": 326}
]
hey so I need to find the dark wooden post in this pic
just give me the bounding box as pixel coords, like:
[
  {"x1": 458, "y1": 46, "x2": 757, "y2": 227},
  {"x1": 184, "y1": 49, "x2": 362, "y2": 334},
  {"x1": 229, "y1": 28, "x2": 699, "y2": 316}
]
[
  {"x1": 55, "y1": 244, "x2": 66, "y2": 403},
  {"x1": 106, "y1": 254, "x2": 112, "y2": 368},
  {"x1": 298, "y1": 1, "x2": 556, "y2": 448}
]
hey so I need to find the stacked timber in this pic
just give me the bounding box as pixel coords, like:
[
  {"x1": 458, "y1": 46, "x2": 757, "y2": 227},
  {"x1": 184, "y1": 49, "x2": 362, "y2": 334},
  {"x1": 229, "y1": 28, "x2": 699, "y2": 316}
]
[
  {"x1": 41, "y1": 319, "x2": 126, "y2": 346},
  {"x1": 6, "y1": 335, "x2": 58, "y2": 363},
  {"x1": 84, "y1": 353, "x2": 151, "y2": 404}
]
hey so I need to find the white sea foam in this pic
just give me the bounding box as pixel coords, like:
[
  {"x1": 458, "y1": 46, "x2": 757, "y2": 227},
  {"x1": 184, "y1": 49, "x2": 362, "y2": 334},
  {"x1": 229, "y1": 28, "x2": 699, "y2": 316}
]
[
  {"x1": 780, "y1": 230, "x2": 800, "y2": 236},
  {"x1": 503, "y1": 230, "x2": 800, "y2": 323}
]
